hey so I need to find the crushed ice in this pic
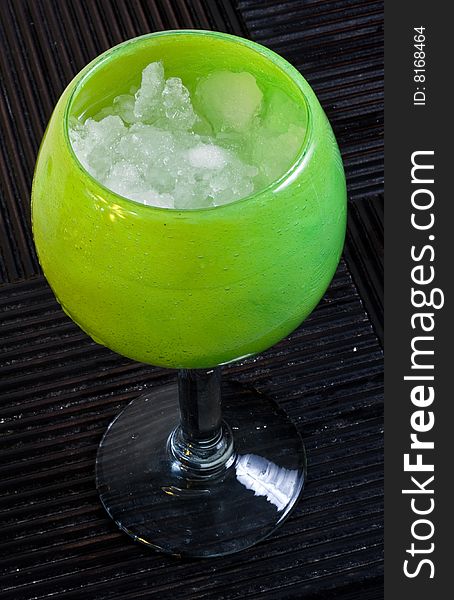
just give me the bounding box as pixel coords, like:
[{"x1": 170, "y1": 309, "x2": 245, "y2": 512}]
[{"x1": 70, "y1": 61, "x2": 305, "y2": 209}]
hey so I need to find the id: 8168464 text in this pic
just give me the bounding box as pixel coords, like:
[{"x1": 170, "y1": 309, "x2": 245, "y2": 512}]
[{"x1": 413, "y1": 26, "x2": 426, "y2": 106}]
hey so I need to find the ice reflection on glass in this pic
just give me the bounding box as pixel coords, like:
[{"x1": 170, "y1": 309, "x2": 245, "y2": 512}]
[{"x1": 235, "y1": 453, "x2": 301, "y2": 513}]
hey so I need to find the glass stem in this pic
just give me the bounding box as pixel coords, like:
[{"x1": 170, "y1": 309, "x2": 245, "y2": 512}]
[{"x1": 170, "y1": 368, "x2": 234, "y2": 477}]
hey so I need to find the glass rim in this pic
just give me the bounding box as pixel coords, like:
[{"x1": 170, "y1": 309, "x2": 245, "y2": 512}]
[{"x1": 63, "y1": 29, "x2": 313, "y2": 214}]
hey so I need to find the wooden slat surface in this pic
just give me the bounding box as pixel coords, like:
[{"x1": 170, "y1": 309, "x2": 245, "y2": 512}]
[{"x1": 0, "y1": 1, "x2": 383, "y2": 598}]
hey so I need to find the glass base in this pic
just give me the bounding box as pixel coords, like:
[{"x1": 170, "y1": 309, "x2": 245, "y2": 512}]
[{"x1": 96, "y1": 381, "x2": 306, "y2": 557}]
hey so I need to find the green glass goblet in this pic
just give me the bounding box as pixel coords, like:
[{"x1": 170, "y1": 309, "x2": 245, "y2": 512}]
[{"x1": 32, "y1": 30, "x2": 346, "y2": 557}]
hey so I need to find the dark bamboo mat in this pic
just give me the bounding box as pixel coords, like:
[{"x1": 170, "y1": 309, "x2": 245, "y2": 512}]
[{"x1": 0, "y1": 1, "x2": 383, "y2": 598}]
